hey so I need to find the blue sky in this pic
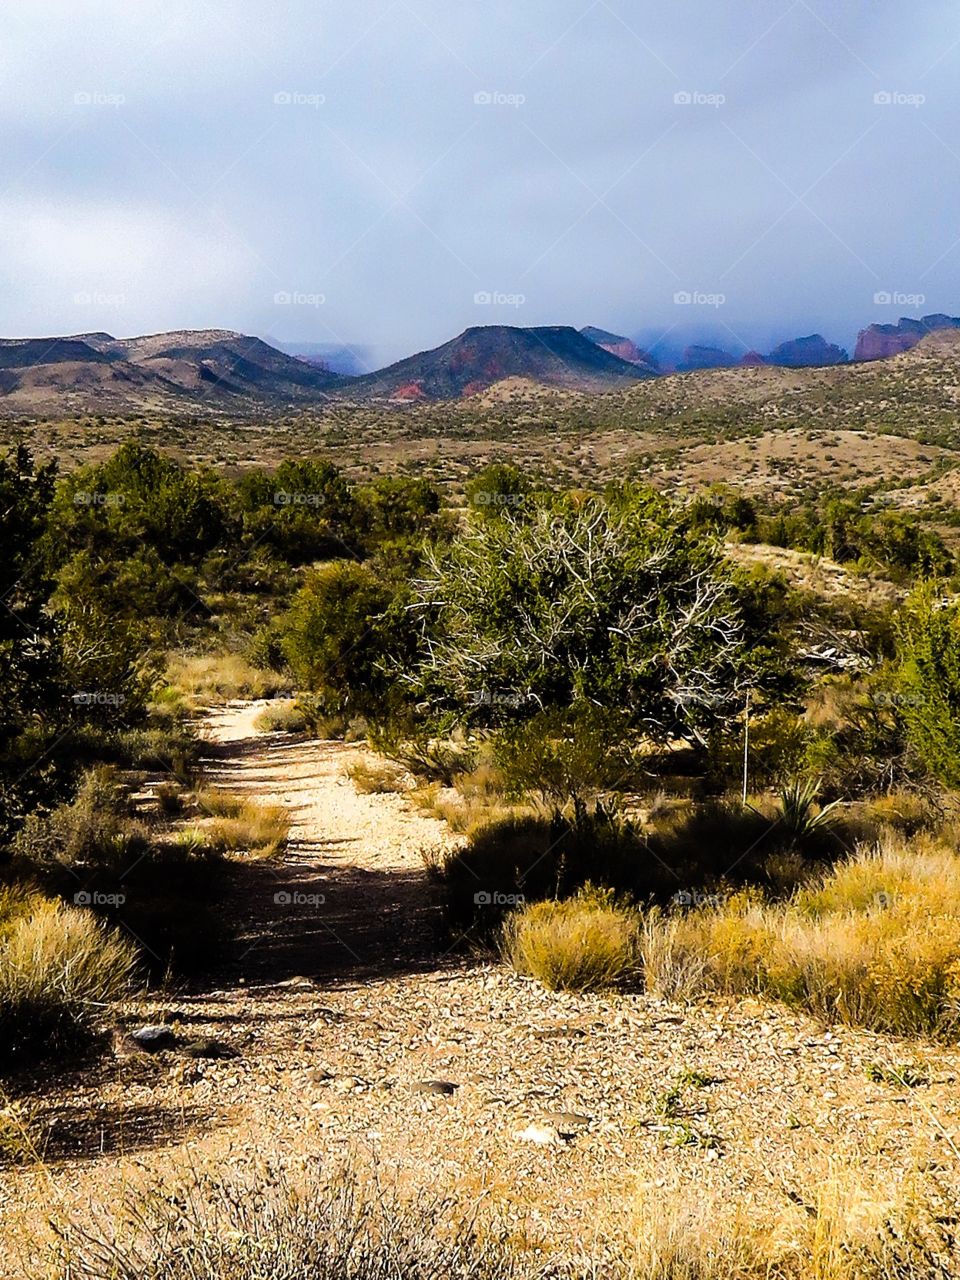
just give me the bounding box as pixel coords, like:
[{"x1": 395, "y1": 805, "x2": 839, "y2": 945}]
[{"x1": 1, "y1": 0, "x2": 959, "y2": 363}]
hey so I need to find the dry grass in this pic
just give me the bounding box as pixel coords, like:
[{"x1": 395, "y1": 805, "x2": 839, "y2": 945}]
[
  {"x1": 189, "y1": 788, "x2": 290, "y2": 858},
  {"x1": 627, "y1": 1160, "x2": 956, "y2": 1279},
  {"x1": 502, "y1": 891, "x2": 641, "y2": 992},
  {"x1": 166, "y1": 652, "x2": 292, "y2": 707},
  {"x1": 347, "y1": 757, "x2": 409, "y2": 795},
  {"x1": 412, "y1": 771, "x2": 537, "y2": 837},
  {"x1": 642, "y1": 835, "x2": 960, "y2": 1037},
  {"x1": 0, "y1": 896, "x2": 139, "y2": 1063},
  {"x1": 37, "y1": 1163, "x2": 523, "y2": 1280},
  {"x1": 252, "y1": 700, "x2": 308, "y2": 734}
]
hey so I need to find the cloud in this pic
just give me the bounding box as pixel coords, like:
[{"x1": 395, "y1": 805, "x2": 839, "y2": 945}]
[{"x1": 0, "y1": 0, "x2": 958, "y2": 358}]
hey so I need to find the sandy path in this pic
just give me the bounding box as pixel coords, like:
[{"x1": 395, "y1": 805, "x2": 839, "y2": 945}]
[{"x1": 197, "y1": 700, "x2": 461, "y2": 985}]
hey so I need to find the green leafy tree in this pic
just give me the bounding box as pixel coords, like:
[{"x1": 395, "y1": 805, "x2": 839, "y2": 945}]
[
  {"x1": 896, "y1": 584, "x2": 960, "y2": 787},
  {"x1": 403, "y1": 488, "x2": 787, "y2": 743},
  {"x1": 280, "y1": 562, "x2": 399, "y2": 715}
]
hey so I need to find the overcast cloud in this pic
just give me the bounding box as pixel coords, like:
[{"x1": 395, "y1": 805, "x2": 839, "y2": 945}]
[{"x1": 1, "y1": 0, "x2": 959, "y2": 363}]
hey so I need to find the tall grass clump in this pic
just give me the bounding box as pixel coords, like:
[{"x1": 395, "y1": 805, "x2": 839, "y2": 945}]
[
  {"x1": 0, "y1": 895, "x2": 138, "y2": 1064},
  {"x1": 502, "y1": 888, "x2": 640, "y2": 992},
  {"x1": 628, "y1": 1162, "x2": 956, "y2": 1280},
  {"x1": 165, "y1": 652, "x2": 291, "y2": 707},
  {"x1": 190, "y1": 788, "x2": 290, "y2": 858},
  {"x1": 642, "y1": 835, "x2": 960, "y2": 1038}
]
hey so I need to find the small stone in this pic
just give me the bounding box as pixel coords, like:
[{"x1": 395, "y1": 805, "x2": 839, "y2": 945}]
[
  {"x1": 515, "y1": 1123, "x2": 564, "y2": 1146},
  {"x1": 129, "y1": 1025, "x2": 176, "y2": 1051},
  {"x1": 181, "y1": 1038, "x2": 237, "y2": 1060},
  {"x1": 542, "y1": 1110, "x2": 591, "y2": 1131},
  {"x1": 410, "y1": 1080, "x2": 459, "y2": 1096}
]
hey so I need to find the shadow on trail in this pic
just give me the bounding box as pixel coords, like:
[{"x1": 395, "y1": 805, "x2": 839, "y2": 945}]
[{"x1": 193, "y1": 729, "x2": 471, "y2": 991}]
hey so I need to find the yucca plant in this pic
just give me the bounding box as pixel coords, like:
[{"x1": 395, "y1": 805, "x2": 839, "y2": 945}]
[{"x1": 777, "y1": 777, "x2": 842, "y2": 840}]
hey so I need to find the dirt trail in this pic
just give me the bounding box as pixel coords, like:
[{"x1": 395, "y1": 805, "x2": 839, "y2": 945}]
[{"x1": 198, "y1": 701, "x2": 460, "y2": 986}]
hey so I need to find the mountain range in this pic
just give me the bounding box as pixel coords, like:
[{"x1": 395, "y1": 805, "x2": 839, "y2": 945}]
[{"x1": 1, "y1": 311, "x2": 958, "y2": 414}]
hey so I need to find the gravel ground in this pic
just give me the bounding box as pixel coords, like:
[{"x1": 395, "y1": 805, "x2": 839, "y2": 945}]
[{"x1": 2, "y1": 704, "x2": 960, "y2": 1269}]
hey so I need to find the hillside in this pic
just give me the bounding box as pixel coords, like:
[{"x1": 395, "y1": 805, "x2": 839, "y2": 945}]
[
  {"x1": 0, "y1": 329, "x2": 341, "y2": 413},
  {"x1": 340, "y1": 324, "x2": 654, "y2": 401}
]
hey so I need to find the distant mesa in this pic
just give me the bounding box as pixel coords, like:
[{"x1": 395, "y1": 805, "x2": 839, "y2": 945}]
[
  {"x1": 344, "y1": 325, "x2": 654, "y2": 402},
  {"x1": 854, "y1": 314, "x2": 960, "y2": 362},
  {"x1": 579, "y1": 326, "x2": 659, "y2": 372},
  {"x1": 677, "y1": 345, "x2": 738, "y2": 371},
  {"x1": 2, "y1": 310, "x2": 960, "y2": 414},
  {"x1": 766, "y1": 334, "x2": 848, "y2": 368}
]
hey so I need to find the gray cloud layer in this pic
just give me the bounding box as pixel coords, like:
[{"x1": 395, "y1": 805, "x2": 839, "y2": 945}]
[{"x1": 1, "y1": 1, "x2": 958, "y2": 363}]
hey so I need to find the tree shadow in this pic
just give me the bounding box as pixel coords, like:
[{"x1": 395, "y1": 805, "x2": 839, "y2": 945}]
[{"x1": 33, "y1": 1099, "x2": 215, "y2": 1164}]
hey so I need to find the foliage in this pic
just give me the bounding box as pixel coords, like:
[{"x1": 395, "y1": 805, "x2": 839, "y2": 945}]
[
  {"x1": 895, "y1": 583, "x2": 960, "y2": 787},
  {"x1": 0, "y1": 894, "x2": 138, "y2": 1065},
  {"x1": 642, "y1": 835, "x2": 960, "y2": 1038},
  {"x1": 280, "y1": 562, "x2": 399, "y2": 716},
  {"x1": 502, "y1": 887, "x2": 640, "y2": 991},
  {"x1": 403, "y1": 488, "x2": 790, "y2": 749}
]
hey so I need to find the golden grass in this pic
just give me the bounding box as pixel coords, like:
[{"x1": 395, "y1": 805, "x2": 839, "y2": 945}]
[
  {"x1": 0, "y1": 897, "x2": 138, "y2": 1058},
  {"x1": 643, "y1": 835, "x2": 960, "y2": 1037},
  {"x1": 502, "y1": 892, "x2": 640, "y2": 992},
  {"x1": 347, "y1": 757, "x2": 409, "y2": 795},
  {"x1": 412, "y1": 779, "x2": 536, "y2": 837},
  {"x1": 165, "y1": 652, "x2": 292, "y2": 707},
  {"x1": 252, "y1": 700, "x2": 308, "y2": 734},
  {"x1": 627, "y1": 1159, "x2": 953, "y2": 1279},
  {"x1": 189, "y1": 788, "x2": 290, "y2": 858}
]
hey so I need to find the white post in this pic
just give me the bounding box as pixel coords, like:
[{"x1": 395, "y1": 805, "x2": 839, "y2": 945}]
[{"x1": 742, "y1": 689, "x2": 750, "y2": 806}]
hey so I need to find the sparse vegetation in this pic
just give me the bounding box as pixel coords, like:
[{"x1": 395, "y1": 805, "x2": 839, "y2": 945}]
[{"x1": 502, "y1": 888, "x2": 641, "y2": 991}]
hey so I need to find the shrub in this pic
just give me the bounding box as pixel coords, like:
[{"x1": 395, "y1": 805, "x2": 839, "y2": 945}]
[
  {"x1": 895, "y1": 584, "x2": 960, "y2": 788},
  {"x1": 13, "y1": 767, "x2": 150, "y2": 873},
  {"x1": 252, "y1": 700, "x2": 308, "y2": 734},
  {"x1": 347, "y1": 758, "x2": 408, "y2": 794},
  {"x1": 642, "y1": 836, "x2": 960, "y2": 1037},
  {"x1": 41, "y1": 1165, "x2": 519, "y2": 1280},
  {"x1": 502, "y1": 889, "x2": 641, "y2": 991},
  {"x1": 0, "y1": 896, "x2": 138, "y2": 1064},
  {"x1": 280, "y1": 562, "x2": 398, "y2": 716},
  {"x1": 376, "y1": 732, "x2": 477, "y2": 786},
  {"x1": 403, "y1": 490, "x2": 788, "y2": 751},
  {"x1": 439, "y1": 804, "x2": 660, "y2": 934}
]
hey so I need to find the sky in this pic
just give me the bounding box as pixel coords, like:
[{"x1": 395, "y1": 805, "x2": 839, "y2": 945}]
[{"x1": 1, "y1": 0, "x2": 960, "y2": 366}]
